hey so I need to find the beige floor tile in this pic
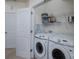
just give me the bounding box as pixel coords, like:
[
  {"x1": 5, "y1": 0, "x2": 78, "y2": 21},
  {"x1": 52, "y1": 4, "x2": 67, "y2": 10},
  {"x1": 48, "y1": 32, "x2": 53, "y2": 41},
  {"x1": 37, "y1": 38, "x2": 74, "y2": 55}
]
[{"x1": 5, "y1": 48, "x2": 26, "y2": 59}]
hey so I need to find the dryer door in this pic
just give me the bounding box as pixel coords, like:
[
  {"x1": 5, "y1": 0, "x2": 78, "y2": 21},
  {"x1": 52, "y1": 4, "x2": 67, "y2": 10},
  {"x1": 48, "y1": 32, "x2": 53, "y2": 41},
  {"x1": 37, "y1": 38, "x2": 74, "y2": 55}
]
[
  {"x1": 35, "y1": 39, "x2": 46, "y2": 58},
  {"x1": 49, "y1": 41, "x2": 71, "y2": 59}
]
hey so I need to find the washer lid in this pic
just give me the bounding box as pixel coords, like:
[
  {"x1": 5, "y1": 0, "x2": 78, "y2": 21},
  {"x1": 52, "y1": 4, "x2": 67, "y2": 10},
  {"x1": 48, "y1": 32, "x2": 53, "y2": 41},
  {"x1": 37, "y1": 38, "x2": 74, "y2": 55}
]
[
  {"x1": 35, "y1": 33, "x2": 48, "y2": 39},
  {"x1": 50, "y1": 34, "x2": 74, "y2": 47}
]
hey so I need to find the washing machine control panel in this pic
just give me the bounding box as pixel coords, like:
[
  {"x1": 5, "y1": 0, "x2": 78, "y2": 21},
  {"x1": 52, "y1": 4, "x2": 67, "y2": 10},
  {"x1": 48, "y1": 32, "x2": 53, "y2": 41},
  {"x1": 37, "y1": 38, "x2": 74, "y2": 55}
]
[
  {"x1": 35, "y1": 33, "x2": 48, "y2": 40},
  {"x1": 57, "y1": 39, "x2": 68, "y2": 43},
  {"x1": 62, "y1": 40, "x2": 68, "y2": 42},
  {"x1": 57, "y1": 39, "x2": 61, "y2": 42},
  {"x1": 57, "y1": 38, "x2": 68, "y2": 42},
  {"x1": 39, "y1": 35, "x2": 45, "y2": 37},
  {"x1": 56, "y1": 38, "x2": 73, "y2": 47}
]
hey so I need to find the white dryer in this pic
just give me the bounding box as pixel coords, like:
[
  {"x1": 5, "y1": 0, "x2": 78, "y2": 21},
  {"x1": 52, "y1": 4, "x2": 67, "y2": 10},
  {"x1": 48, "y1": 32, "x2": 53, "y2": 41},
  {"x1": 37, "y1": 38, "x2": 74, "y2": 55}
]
[
  {"x1": 48, "y1": 34, "x2": 74, "y2": 59},
  {"x1": 34, "y1": 33, "x2": 48, "y2": 59}
]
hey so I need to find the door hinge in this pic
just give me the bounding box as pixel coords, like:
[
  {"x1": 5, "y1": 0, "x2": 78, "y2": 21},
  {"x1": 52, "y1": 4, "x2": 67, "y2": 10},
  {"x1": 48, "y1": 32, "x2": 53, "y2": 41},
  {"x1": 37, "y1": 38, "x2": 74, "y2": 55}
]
[
  {"x1": 31, "y1": 11, "x2": 33, "y2": 15},
  {"x1": 30, "y1": 30, "x2": 33, "y2": 33},
  {"x1": 30, "y1": 49, "x2": 32, "y2": 52}
]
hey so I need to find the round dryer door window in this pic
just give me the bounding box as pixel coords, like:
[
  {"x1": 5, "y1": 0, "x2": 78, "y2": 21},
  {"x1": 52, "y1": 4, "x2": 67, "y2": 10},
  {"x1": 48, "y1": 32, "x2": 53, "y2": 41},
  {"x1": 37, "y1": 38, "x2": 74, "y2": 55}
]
[
  {"x1": 52, "y1": 49, "x2": 65, "y2": 59},
  {"x1": 35, "y1": 42, "x2": 46, "y2": 57},
  {"x1": 36, "y1": 42, "x2": 43, "y2": 54}
]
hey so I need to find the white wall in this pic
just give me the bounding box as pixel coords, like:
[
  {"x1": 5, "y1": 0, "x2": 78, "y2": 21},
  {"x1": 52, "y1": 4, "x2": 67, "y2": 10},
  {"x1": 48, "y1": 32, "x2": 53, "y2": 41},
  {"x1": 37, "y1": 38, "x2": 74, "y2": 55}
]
[
  {"x1": 5, "y1": 1, "x2": 29, "y2": 12},
  {"x1": 34, "y1": 0, "x2": 74, "y2": 34}
]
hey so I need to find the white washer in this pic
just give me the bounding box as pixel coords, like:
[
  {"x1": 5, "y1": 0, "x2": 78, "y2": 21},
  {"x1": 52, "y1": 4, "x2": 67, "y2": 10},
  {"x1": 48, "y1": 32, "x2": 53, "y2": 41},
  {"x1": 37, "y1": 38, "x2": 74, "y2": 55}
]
[
  {"x1": 49, "y1": 34, "x2": 74, "y2": 59},
  {"x1": 34, "y1": 33, "x2": 48, "y2": 59}
]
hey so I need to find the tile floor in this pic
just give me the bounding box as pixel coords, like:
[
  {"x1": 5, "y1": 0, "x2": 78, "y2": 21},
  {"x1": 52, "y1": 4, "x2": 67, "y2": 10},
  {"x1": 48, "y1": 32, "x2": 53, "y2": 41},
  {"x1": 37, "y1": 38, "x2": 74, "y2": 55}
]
[{"x1": 5, "y1": 48, "x2": 26, "y2": 59}]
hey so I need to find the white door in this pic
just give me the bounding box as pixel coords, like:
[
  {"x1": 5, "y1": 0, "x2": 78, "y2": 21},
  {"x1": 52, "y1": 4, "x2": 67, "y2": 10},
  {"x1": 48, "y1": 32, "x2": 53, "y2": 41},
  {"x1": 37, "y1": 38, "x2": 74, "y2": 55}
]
[
  {"x1": 16, "y1": 8, "x2": 32, "y2": 59},
  {"x1": 5, "y1": 12, "x2": 16, "y2": 48}
]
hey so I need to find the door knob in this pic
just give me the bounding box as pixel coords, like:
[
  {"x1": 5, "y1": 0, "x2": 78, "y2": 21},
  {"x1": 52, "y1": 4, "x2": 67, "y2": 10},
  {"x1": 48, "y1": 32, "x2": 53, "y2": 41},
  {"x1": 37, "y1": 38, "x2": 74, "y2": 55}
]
[{"x1": 5, "y1": 32, "x2": 7, "y2": 34}]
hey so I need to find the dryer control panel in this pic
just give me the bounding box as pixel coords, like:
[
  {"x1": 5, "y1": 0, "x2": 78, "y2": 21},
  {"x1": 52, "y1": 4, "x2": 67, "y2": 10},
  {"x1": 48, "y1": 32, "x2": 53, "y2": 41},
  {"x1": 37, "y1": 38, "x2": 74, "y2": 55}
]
[
  {"x1": 35, "y1": 33, "x2": 48, "y2": 40},
  {"x1": 52, "y1": 34, "x2": 74, "y2": 47}
]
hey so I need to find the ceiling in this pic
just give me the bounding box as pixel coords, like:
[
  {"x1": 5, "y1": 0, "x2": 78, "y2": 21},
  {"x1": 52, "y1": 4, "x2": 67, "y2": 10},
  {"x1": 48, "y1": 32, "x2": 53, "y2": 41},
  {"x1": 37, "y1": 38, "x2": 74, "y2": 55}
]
[{"x1": 5, "y1": 0, "x2": 29, "y2": 2}]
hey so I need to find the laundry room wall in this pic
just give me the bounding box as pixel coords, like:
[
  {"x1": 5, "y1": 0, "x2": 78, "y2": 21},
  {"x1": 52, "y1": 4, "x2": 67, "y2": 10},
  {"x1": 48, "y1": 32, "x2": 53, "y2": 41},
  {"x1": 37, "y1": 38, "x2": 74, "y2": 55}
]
[
  {"x1": 34, "y1": 0, "x2": 74, "y2": 34},
  {"x1": 5, "y1": 1, "x2": 29, "y2": 12}
]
